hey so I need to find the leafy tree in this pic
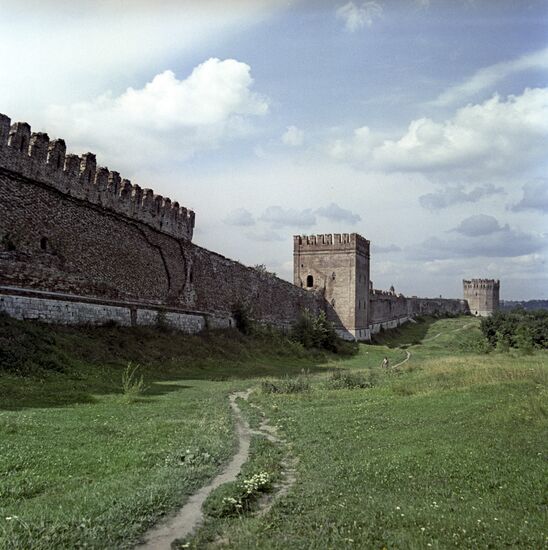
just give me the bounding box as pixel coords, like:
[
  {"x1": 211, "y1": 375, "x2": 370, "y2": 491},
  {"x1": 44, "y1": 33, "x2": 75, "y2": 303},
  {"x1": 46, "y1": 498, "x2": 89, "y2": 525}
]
[
  {"x1": 292, "y1": 309, "x2": 339, "y2": 352},
  {"x1": 481, "y1": 309, "x2": 548, "y2": 351}
]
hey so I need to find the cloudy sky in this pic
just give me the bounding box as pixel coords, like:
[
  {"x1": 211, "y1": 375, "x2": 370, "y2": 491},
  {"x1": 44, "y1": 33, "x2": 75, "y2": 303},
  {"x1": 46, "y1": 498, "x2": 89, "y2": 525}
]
[{"x1": 1, "y1": 0, "x2": 547, "y2": 299}]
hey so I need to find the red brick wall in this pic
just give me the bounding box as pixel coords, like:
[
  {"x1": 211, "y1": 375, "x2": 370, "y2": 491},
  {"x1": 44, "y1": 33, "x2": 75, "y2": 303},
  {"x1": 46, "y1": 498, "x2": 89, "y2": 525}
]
[{"x1": 0, "y1": 169, "x2": 320, "y2": 324}]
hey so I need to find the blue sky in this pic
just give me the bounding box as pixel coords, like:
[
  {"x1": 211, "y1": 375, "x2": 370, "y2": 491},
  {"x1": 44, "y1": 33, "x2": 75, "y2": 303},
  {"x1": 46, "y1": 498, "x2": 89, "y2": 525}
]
[{"x1": 1, "y1": 0, "x2": 547, "y2": 299}]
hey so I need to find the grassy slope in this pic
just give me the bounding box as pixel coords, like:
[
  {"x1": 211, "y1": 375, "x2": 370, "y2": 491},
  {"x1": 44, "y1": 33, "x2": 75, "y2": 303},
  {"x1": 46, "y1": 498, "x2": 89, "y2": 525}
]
[
  {"x1": 0, "y1": 316, "x2": 371, "y2": 549},
  {"x1": 189, "y1": 318, "x2": 548, "y2": 549},
  {"x1": 1, "y1": 316, "x2": 546, "y2": 549}
]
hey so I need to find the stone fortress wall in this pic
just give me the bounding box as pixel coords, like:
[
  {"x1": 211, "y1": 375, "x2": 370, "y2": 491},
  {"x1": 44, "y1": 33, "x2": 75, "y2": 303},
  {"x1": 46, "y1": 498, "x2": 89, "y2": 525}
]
[
  {"x1": 0, "y1": 112, "x2": 469, "y2": 339},
  {"x1": 369, "y1": 289, "x2": 468, "y2": 334},
  {"x1": 0, "y1": 113, "x2": 320, "y2": 330},
  {"x1": 463, "y1": 279, "x2": 500, "y2": 317},
  {"x1": 294, "y1": 233, "x2": 468, "y2": 340}
]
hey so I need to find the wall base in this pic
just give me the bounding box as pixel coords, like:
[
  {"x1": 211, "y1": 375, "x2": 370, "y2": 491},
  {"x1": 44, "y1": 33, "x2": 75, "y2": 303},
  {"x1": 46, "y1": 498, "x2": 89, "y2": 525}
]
[
  {"x1": 0, "y1": 287, "x2": 231, "y2": 333},
  {"x1": 470, "y1": 310, "x2": 494, "y2": 317},
  {"x1": 370, "y1": 316, "x2": 412, "y2": 335}
]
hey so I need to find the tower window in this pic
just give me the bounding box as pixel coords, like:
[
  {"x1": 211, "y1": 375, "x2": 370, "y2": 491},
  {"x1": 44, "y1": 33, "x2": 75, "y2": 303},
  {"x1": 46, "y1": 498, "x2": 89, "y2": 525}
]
[
  {"x1": 306, "y1": 275, "x2": 314, "y2": 288},
  {"x1": 332, "y1": 272, "x2": 336, "y2": 280},
  {"x1": 40, "y1": 236, "x2": 48, "y2": 250}
]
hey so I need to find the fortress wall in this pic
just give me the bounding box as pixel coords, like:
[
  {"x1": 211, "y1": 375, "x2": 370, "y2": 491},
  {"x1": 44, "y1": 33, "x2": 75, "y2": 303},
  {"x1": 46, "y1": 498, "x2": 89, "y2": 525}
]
[
  {"x1": 0, "y1": 115, "x2": 195, "y2": 242},
  {"x1": 369, "y1": 292, "x2": 468, "y2": 334},
  {"x1": 0, "y1": 112, "x2": 469, "y2": 337},
  {"x1": 0, "y1": 115, "x2": 322, "y2": 331},
  {"x1": 0, "y1": 288, "x2": 228, "y2": 331},
  {"x1": 0, "y1": 167, "x2": 320, "y2": 323}
]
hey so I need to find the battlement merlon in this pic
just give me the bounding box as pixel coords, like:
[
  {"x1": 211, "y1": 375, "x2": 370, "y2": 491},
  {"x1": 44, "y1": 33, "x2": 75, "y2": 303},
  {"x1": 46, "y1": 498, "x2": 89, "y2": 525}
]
[
  {"x1": 294, "y1": 233, "x2": 370, "y2": 256},
  {"x1": 0, "y1": 113, "x2": 195, "y2": 242},
  {"x1": 463, "y1": 279, "x2": 500, "y2": 289}
]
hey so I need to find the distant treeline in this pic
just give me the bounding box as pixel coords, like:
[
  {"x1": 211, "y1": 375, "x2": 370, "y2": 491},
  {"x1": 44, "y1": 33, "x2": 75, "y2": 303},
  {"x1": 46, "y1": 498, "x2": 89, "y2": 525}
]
[
  {"x1": 481, "y1": 309, "x2": 548, "y2": 352},
  {"x1": 500, "y1": 300, "x2": 548, "y2": 311}
]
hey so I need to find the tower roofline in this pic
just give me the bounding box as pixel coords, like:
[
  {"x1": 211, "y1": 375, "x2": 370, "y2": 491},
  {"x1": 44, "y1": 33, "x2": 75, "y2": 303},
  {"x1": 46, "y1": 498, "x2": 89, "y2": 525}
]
[{"x1": 294, "y1": 233, "x2": 370, "y2": 255}]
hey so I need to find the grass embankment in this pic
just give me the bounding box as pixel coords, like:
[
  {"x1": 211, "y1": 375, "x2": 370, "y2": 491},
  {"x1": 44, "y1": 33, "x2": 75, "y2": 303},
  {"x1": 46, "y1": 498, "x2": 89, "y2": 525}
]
[
  {"x1": 189, "y1": 317, "x2": 548, "y2": 549},
  {"x1": 1, "y1": 315, "x2": 546, "y2": 549},
  {"x1": 0, "y1": 315, "x2": 366, "y2": 549}
]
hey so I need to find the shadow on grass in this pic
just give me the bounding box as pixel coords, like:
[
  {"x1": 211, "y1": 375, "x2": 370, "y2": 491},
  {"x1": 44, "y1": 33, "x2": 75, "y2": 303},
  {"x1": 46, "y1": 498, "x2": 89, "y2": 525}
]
[
  {"x1": 0, "y1": 316, "x2": 338, "y2": 411},
  {"x1": 370, "y1": 317, "x2": 439, "y2": 349}
]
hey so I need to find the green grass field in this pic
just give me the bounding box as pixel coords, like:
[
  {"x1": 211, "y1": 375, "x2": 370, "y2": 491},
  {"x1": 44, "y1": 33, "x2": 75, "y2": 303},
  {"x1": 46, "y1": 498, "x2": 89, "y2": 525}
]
[{"x1": 1, "y1": 315, "x2": 546, "y2": 548}]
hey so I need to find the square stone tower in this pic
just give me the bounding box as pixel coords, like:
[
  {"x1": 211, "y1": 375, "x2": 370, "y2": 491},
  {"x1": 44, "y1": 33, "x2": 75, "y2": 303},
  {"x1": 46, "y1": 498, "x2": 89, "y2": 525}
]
[
  {"x1": 293, "y1": 233, "x2": 370, "y2": 340},
  {"x1": 463, "y1": 279, "x2": 500, "y2": 316}
]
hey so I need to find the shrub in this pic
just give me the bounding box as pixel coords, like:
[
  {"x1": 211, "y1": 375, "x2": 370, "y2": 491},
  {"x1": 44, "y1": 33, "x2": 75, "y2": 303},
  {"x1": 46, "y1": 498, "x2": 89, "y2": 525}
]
[
  {"x1": 326, "y1": 369, "x2": 377, "y2": 390},
  {"x1": 261, "y1": 372, "x2": 311, "y2": 394},
  {"x1": 155, "y1": 310, "x2": 170, "y2": 332},
  {"x1": 291, "y1": 310, "x2": 339, "y2": 352},
  {"x1": 121, "y1": 362, "x2": 147, "y2": 402},
  {"x1": 456, "y1": 331, "x2": 491, "y2": 354},
  {"x1": 481, "y1": 309, "x2": 548, "y2": 350},
  {"x1": 232, "y1": 302, "x2": 253, "y2": 335},
  {"x1": 515, "y1": 326, "x2": 534, "y2": 355}
]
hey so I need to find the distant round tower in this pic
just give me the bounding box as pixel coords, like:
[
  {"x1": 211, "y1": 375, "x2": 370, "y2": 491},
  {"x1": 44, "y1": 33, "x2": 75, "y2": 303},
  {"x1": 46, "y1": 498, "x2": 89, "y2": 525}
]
[{"x1": 463, "y1": 279, "x2": 500, "y2": 317}]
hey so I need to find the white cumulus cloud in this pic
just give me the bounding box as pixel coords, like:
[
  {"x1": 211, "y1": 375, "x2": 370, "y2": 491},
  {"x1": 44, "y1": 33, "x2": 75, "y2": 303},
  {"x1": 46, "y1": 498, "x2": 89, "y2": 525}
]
[
  {"x1": 419, "y1": 183, "x2": 504, "y2": 210},
  {"x1": 336, "y1": 1, "x2": 382, "y2": 32},
  {"x1": 260, "y1": 206, "x2": 317, "y2": 228},
  {"x1": 44, "y1": 58, "x2": 269, "y2": 170},
  {"x1": 409, "y1": 226, "x2": 546, "y2": 260},
  {"x1": 329, "y1": 87, "x2": 548, "y2": 175},
  {"x1": 315, "y1": 202, "x2": 361, "y2": 224}
]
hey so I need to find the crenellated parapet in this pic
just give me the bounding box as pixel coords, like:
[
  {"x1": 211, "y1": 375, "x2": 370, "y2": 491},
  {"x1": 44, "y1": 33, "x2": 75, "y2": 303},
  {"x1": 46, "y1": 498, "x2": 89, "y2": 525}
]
[
  {"x1": 294, "y1": 233, "x2": 370, "y2": 256},
  {"x1": 0, "y1": 113, "x2": 195, "y2": 241},
  {"x1": 463, "y1": 278, "x2": 500, "y2": 290}
]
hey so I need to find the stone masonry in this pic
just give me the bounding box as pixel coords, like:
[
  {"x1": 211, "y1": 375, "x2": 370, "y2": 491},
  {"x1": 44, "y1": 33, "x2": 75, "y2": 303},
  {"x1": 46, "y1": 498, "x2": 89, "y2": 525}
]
[
  {"x1": 0, "y1": 112, "x2": 470, "y2": 338},
  {"x1": 295, "y1": 233, "x2": 469, "y2": 340},
  {"x1": 0, "y1": 113, "x2": 321, "y2": 330},
  {"x1": 294, "y1": 233, "x2": 370, "y2": 340},
  {"x1": 463, "y1": 279, "x2": 500, "y2": 317}
]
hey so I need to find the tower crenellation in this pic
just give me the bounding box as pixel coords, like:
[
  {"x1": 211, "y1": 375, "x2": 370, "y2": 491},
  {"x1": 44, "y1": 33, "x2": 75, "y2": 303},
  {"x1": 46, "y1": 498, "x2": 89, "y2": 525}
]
[{"x1": 0, "y1": 113, "x2": 195, "y2": 241}]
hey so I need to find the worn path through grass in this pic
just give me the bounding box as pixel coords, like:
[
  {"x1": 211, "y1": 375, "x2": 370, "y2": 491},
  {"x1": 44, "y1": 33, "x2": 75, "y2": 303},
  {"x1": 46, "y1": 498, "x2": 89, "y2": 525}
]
[
  {"x1": 0, "y1": 317, "x2": 362, "y2": 550},
  {"x1": 2, "y1": 315, "x2": 546, "y2": 549},
  {"x1": 188, "y1": 317, "x2": 548, "y2": 549}
]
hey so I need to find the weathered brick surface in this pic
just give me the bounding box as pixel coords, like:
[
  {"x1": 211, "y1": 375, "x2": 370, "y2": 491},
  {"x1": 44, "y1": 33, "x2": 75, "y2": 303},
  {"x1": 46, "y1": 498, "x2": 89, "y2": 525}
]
[
  {"x1": 0, "y1": 168, "x2": 321, "y2": 325},
  {"x1": 0, "y1": 114, "x2": 194, "y2": 241},
  {"x1": 0, "y1": 292, "x2": 211, "y2": 330},
  {"x1": 0, "y1": 114, "x2": 321, "y2": 330},
  {"x1": 295, "y1": 233, "x2": 468, "y2": 340},
  {"x1": 0, "y1": 112, "x2": 469, "y2": 338},
  {"x1": 294, "y1": 233, "x2": 370, "y2": 339},
  {"x1": 463, "y1": 279, "x2": 500, "y2": 317},
  {"x1": 0, "y1": 294, "x2": 132, "y2": 325}
]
